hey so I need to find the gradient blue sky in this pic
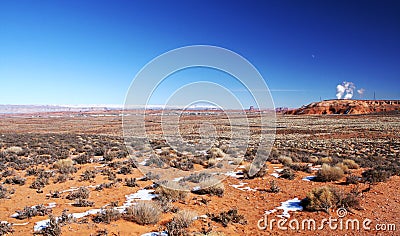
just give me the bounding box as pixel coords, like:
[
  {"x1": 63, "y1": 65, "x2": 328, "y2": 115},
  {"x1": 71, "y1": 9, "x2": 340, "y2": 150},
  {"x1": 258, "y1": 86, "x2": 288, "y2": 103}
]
[{"x1": 0, "y1": 0, "x2": 399, "y2": 108}]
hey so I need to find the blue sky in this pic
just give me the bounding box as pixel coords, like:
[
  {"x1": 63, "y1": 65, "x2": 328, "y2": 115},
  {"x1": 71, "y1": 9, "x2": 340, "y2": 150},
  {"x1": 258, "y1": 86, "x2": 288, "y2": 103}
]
[{"x1": 0, "y1": 0, "x2": 399, "y2": 108}]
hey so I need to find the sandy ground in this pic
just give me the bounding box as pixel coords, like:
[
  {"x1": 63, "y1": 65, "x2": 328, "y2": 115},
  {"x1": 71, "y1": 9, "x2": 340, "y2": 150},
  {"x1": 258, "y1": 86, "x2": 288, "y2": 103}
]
[{"x1": 0, "y1": 111, "x2": 398, "y2": 235}]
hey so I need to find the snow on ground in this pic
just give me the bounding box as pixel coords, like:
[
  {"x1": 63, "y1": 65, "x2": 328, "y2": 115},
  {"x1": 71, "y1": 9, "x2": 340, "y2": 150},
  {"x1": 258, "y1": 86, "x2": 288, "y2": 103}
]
[
  {"x1": 276, "y1": 198, "x2": 303, "y2": 218},
  {"x1": 302, "y1": 176, "x2": 316, "y2": 181},
  {"x1": 225, "y1": 171, "x2": 244, "y2": 178},
  {"x1": 33, "y1": 189, "x2": 157, "y2": 232},
  {"x1": 11, "y1": 203, "x2": 57, "y2": 218},
  {"x1": 270, "y1": 168, "x2": 283, "y2": 178},
  {"x1": 141, "y1": 231, "x2": 168, "y2": 236},
  {"x1": 172, "y1": 177, "x2": 183, "y2": 182},
  {"x1": 264, "y1": 198, "x2": 303, "y2": 218},
  {"x1": 230, "y1": 182, "x2": 256, "y2": 191}
]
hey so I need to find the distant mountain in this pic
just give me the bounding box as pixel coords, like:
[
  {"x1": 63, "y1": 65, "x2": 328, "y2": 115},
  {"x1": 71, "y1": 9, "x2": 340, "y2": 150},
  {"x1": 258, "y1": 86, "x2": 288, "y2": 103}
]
[
  {"x1": 0, "y1": 104, "x2": 122, "y2": 114},
  {"x1": 285, "y1": 99, "x2": 400, "y2": 115}
]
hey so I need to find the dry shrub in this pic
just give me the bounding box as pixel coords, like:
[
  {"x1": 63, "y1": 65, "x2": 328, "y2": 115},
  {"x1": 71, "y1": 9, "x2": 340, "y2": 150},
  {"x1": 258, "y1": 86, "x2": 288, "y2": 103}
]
[
  {"x1": 37, "y1": 215, "x2": 61, "y2": 236},
  {"x1": 302, "y1": 186, "x2": 361, "y2": 213},
  {"x1": 192, "y1": 177, "x2": 224, "y2": 197},
  {"x1": 5, "y1": 146, "x2": 23, "y2": 154},
  {"x1": 342, "y1": 159, "x2": 360, "y2": 169},
  {"x1": 155, "y1": 181, "x2": 188, "y2": 202},
  {"x1": 208, "y1": 209, "x2": 246, "y2": 227},
  {"x1": 208, "y1": 148, "x2": 225, "y2": 159},
  {"x1": 242, "y1": 164, "x2": 268, "y2": 179},
  {"x1": 302, "y1": 186, "x2": 336, "y2": 213},
  {"x1": 278, "y1": 156, "x2": 292, "y2": 166},
  {"x1": 362, "y1": 168, "x2": 391, "y2": 184},
  {"x1": 125, "y1": 201, "x2": 161, "y2": 225},
  {"x1": 345, "y1": 175, "x2": 360, "y2": 185},
  {"x1": 0, "y1": 221, "x2": 13, "y2": 235},
  {"x1": 315, "y1": 164, "x2": 344, "y2": 182},
  {"x1": 72, "y1": 199, "x2": 94, "y2": 207},
  {"x1": 66, "y1": 187, "x2": 90, "y2": 200},
  {"x1": 268, "y1": 180, "x2": 280, "y2": 193},
  {"x1": 4, "y1": 176, "x2": 26, "y2": 185},
  {"x1": 166, "y1": 210, "x2": 197, "y2": 236},
  {"x1": 307, "y1": 156, "x2": 319, "y2": 163},
  {"x1": 0, "y1": 185, "x2": 12, "y2": 199},
  {"x1": 280, "y1": 168, "x2": 295, "y2": 180},
  {"x1": 53, "y1": 159, "x2": 76, "y2": 174},
  {"x1": 79, "y1": 169, "x2": 96, "y2": 182},
  {"x1": 182, "y1": 172, "x2": 212, "y2": 183},
  {"x1": 335, "y1": 163, "x2": 350, "y2": 174},
  {"x1": 15, "y1": 204, "x2": 52, "y2": 220},
  {"x1": 125, "y1": 178, "x2": 138, "y2": 187},
  {"x1": 93, "y1": 208, "x2": 121, "y2": 224},
  {"x1": 320, "y1": 157, "x2": 332, "y2": 164}
]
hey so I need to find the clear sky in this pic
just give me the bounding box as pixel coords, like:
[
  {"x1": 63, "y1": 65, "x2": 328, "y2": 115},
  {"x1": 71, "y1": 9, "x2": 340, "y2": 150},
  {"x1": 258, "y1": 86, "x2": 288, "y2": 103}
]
[{"x1": 0, "y1": 0, "x2": 399, "y2": 108}]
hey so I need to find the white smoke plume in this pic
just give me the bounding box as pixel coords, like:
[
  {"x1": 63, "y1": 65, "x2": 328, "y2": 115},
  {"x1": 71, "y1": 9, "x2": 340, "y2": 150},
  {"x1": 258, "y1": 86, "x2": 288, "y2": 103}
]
[{"x1": 336, "y1": 81, "x2": 355, "y2": 99}]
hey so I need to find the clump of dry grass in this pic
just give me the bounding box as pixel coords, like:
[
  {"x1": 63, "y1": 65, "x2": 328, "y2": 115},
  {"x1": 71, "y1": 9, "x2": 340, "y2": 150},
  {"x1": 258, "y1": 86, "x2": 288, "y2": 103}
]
[
  {"x1": 66, "y1": 187, "x2": 90, "y2": 200},
  {"x1": 166, "y1": 210, "x2": 197, "y2": 236},
  {"x1": 0, "y1": 221, "x2": 14, "y2": 235},
  {"x1": 93, "y1": 208, "x2": 121, "y2": 224},
  {"x1": 302, "y1": 186, "x2": 335, "y2": 213},
  {"x1": 315, "y1": 164, "x2": 344, "y2": 182},
  {"x1": 15, "y1": 204, "x2": 52, "y2": 220},
  {"x1": 207, "y1": 148, "x2": 225, "y2": 159},
  {"x1": 72, "y1": 198, "x2": 94, "y2": 207},
  {"x1": 242, "y1": 163, "x2": 268, "y2": 179},
  {"x1": 53, "y1": 159, "x2": 76, "y2": 174},
  {"x1": 125, "y1": 201, "x2": 162, "y2": 225},
  {"x1": 278, "y1": 156, "x2": 292, "y2": 166},
  {"x1": 319, "y1": 157, "x2": 332, "y2": 164},
  {"x1": 155, "y1": 181, "x2": 188, "y2": 202},
  {"x1": 208, "y1": 209, "x2": 246, "y2": 227},
  {"x1": 192, "y1": 177, "x2": 224, "y2": 197},
  {"x1": 342, "y1": 159, "x2": 360, "y2": 169},
  {"x1": 5, "y1": 146, "x2": 23, "y2": 154},
  {"x1": 302, "y1": 186, "x2": 361, "y2": 213},
  {"x1": 335, "y1": 163, "x2": 350, "y2": 174}
]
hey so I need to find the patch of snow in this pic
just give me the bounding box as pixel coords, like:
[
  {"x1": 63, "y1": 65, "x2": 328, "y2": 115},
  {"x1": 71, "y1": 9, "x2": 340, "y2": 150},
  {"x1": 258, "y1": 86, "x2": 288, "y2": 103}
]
[
  {"x1": 172, "y1": 177, "x2": 183, "y2": 182},
  {"x1": 270, "y1": 173, "x2": 280, "y2": 178},
  {"x1": 225, "y1": 171, "x2": 244, "y2": 178},
  {"x1": 264, "y1": 209, "x2": 277, "y2": 215},
  {"x1": 192, "y1": 186, "x2": 201, "y2": 191},
  {"x1": 139, "y1": 160, "x2": 148, "y2": 165},
  {"x1": 34, "y1": 219, "x2": 49, "y2": 232},
  {"x1": 34, "y1": 188, "x2": 157, "y2": 232},
  {"x1": 125, "y1": 189, "x2": 156, "y2": 202},
  {"x1": 302, "y1": 176, "x2": 316, "y2": 181},
  {"x1": 141, "y1": 231, "x2": 168, "y2": 236},
  {"x1": 276, "y1": 198, "x2": 303, "y2": 218},
  {"x1": 230, "y1": 182, "x2": 256, "y2": 191},
  {"x1": 12, "y1": 222, "x2": 30, "y2": 226}
]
